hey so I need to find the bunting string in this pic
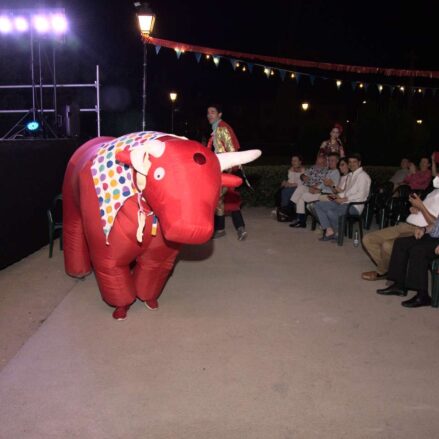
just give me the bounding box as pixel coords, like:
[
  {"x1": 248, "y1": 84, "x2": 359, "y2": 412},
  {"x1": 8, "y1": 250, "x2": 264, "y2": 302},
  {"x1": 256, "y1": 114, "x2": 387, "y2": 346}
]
[{"x1": 146, "y1": 36, "x2": 439, "y2": 80}]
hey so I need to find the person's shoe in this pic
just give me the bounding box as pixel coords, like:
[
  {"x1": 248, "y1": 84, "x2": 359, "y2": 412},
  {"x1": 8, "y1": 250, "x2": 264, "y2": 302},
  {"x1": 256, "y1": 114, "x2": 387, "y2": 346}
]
[
  {"x1": 112, "y1": 306, "x2": 129, "y2": 320},
  {"x1": 237, "y1": 227, "x2": 248, "y2": 241},
  {"x1": 376, "y1": 283, "x2": 407, "y2": 296},
  {"x1": 362, "y1": 271, "x2": 388, "y2": 281},
  {"x1": 212, "y1": 229, "x2": 226, "y2": 239},
  {"x1": 319, "y1": 234, "x2": 335, "y2": 241},
  {"x1": 289, "y1": 219, "x2": 300, "y2": 227},
  {"x1": 145, "y1": 299, "x2": 159, "y2": 310},
  {"x1": 289, "y1": 221, "x2": 306, "y2": 228},
  {"x1": 401, "y1": 294, "x2": 431, "y2": 308}
]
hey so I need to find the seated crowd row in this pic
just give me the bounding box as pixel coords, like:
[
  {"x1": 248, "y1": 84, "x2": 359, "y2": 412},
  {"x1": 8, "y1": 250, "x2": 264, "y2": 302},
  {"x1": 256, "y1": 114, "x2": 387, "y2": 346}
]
[{"x1": 275, "y1": 151, "x2": 439, "y2": 309}]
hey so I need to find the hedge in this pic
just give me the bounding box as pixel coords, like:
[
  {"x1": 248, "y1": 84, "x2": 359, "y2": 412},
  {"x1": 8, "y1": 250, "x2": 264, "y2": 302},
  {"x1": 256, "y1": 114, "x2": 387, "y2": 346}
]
[{"x1": 239, "y1": 165, "x2": 398, "y2": 207}]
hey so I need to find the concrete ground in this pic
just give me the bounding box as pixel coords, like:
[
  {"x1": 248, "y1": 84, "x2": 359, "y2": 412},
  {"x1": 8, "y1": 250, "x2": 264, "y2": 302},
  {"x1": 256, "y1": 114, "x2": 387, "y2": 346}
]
[{"x1": 1, "y1": 207, "x2": 439, "y2": 439}]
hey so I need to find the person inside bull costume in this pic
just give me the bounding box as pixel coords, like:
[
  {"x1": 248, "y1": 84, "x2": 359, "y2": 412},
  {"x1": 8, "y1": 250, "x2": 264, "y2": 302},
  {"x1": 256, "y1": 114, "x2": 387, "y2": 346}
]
[
  {"x1": 63, "y1": 131, "x2": 261, "y2": 320},
  {"x1": 207, "y1": 104, "x2": 249, "y2": 240}
]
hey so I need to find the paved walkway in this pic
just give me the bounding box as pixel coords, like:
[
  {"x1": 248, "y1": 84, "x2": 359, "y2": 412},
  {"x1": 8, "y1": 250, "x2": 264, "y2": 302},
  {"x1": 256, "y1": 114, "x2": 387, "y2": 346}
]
[{"x1": 1, "y1": 208, "x2": 439, "y2": 439}]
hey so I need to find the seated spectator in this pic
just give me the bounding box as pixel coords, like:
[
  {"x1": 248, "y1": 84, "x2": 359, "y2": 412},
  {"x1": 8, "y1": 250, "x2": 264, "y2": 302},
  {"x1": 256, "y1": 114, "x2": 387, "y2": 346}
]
[
  {"x1": 317, "y1": 153, "x2": 342, "y2": 201},
  {"x1": 389, "y1": 158, "x2": 411, "y2": 189},
  {"x1": 326, "y1": 157, "x2": 349, "y2": 197},
  {"x1": 289, "y1": 154, "x2": 328, "y2": 228},
  {"x1": 314, "y1": 153, "x2": 371, "y2": 241},
  {"x1": 307, "y1": 157, "x2": 349, "y2": 219},
  {"x1": 279, "y1": 154, "x2": 305, "y2": 208},
  {"x1": 376, "y1": 220, "x2": 439, "y2": 308},
  {"x1": 361, "y1": 179, "x2": 439, "y2": 280},
  {"x1": 402, "y1": 156, "x2": 432, "y2": 191}
]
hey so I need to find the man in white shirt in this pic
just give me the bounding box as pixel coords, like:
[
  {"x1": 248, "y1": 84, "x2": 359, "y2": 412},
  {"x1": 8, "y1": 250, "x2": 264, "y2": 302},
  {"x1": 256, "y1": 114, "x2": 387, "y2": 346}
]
[
  {"x1": 314, "y1": 153, "x2": 371, "y2": 241},
  {"x1": 361, "y1": 180, "x2": 439, "y2": 280}
]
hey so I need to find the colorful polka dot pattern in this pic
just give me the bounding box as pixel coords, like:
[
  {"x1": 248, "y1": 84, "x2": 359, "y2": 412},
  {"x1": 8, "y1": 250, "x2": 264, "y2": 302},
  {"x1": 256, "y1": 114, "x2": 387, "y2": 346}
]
[{"x1": 91, "y1": 131, "x2": 170, "y2": 241}]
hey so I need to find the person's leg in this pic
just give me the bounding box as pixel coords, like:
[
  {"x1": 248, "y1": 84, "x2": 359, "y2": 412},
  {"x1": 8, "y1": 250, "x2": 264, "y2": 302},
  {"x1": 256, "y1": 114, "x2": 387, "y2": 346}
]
[
  {"x1": 231, "y1": 210, "x2": 247, "y2": 240},
  {"x1": 281, "y1": 187, "x2": 295, "y2": 207},
  {"x1": 290, "y1": 185, "x2": 307, "y2": 205},
  {"x1": 213, "y1": 187, "x2": 227, "y2": 238},
  {"x1": 379, "y1": 223, "x2": 416, "y2": 272},
  {"x1": 314, "y1": 201, "x2": 337, "y2": 231},
  {"x1": 290, "y1": 186, "x2": 309, "y2": 227},
  {"x1": 231, "y1": 210, "x2": 245, "y2": 229},
  {"x1": 326, "y1": 204, "x2": 349, "y2": 234},
  {"x1": 404, "y1": 237, "x2": 439, "y2": 299},
  {"x1": 386, "y1": 236, "x2": 419, "y2": 286}
]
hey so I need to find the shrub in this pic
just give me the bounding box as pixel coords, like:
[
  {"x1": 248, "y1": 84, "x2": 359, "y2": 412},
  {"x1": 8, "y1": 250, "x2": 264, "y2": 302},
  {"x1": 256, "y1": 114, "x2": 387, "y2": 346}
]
[{"x1": 239, "y1": 165, "x2": 398, "y2": 206}]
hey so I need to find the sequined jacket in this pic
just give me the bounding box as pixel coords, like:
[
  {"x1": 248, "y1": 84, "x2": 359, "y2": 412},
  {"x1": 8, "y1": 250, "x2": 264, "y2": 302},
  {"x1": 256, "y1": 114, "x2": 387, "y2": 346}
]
[{"x1": 207, "y1": 120, "x2": 240, "y2": 153}]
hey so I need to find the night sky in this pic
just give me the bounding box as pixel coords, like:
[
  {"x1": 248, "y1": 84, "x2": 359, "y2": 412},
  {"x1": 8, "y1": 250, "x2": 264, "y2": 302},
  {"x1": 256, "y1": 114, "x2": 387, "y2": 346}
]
[{"x1": 0, "y1": 0, "x2": 438, "y2": 163}]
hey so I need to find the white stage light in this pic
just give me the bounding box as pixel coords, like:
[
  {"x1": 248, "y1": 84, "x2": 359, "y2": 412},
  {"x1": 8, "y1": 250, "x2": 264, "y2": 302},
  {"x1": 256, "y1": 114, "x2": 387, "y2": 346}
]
[
  {"x1": 0, "y1": 16, "x2": 13, "y2": 33},
  {"x1": 51, "y1": 13, "x2": 67, "y2": 34},
  {"x1": 33, "y1": 15, "x2": 50, "y2": 33},
  {"x1": 14, "y1": 16, "x2": 29, "y2": 32}
]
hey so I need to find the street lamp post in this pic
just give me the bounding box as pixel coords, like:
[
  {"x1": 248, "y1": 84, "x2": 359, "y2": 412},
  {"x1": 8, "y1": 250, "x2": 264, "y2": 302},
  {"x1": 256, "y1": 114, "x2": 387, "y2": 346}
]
[
  {"x1": 136, "y1": 3, "x2": 156, "y2": 131},
  {"x1": 169, "y1": 92, "x2": 177, "y2": 133}
]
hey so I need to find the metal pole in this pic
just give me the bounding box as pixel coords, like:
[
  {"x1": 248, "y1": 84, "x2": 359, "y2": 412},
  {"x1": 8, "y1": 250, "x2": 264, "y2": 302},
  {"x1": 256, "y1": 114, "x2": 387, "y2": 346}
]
[
  {"x1": 30, "y1": 29, "x2": 36, "y2": 120},
  {"x1": 142, "y1": 42, "x2": 147, "y2": 131},
  {"x1": 38, "y1": 39, "x2": 44, "y2": 120},
  {"x1": 171, "y1": 102, "x2": 174, "y2": 133},
  {"x1": 52, "y1": 44, "x2": 57, "y2": 128},
  {"x1": 96, "y1": 65, "x2": 101, "y2": 136}
]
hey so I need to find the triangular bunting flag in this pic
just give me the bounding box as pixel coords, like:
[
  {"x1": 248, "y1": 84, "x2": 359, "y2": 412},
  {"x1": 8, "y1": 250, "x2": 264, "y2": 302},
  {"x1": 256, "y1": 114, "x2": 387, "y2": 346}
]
[
  {"x1": 389, "y1": 86, "x2": 395, "y2": 95},
  {"x1": 194, "y1": 52, "x2": 202, "y2": 63},
  {"x1": 351, "y1": 82, "x2": 357, "y2": 91},
  {"x1": 213, "y1": 56, "x2": 220, "y2": 67},
  {"x1": 295, "y1": 73, "x2": 301, "y2": 83},
  {"x1": 230, "y1": 59, "x2": 237, "y2": 70},
  {"x1": 247, "y1": 63, "x2": 253, "y2": 73},
  {"x1": 364, "y1": 83, "x2": 369, "y2": 91},
  {"x1": 175, "y1": 49, "x2": 182, "y2": 59},
  {"x1": 154, "y1": 45, "x2": 161, "y2": 55},
  {"x1": 309, "y1": 75, "x2": 316, "y2": 85},
  {"x1": 279, "y1": 70, "x2": 286, "y2": 81}
]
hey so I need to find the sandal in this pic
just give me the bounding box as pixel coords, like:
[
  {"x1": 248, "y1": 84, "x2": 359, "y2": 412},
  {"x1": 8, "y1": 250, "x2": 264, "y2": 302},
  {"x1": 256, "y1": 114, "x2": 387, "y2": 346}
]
[{"x1": 361, "y1": 271, "x2": 387, "y2": 281}]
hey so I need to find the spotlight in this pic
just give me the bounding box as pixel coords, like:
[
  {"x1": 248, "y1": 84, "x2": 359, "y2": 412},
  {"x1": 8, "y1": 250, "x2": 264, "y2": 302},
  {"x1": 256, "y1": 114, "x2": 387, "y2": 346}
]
[
  {"x1": 50, "y1": 13, "x2": 68, "y2": 34},
  {"x1": 362, "y1": 100, "x2": 367, "y2": 104},
  {"x1": 416, "y1": 119, "x2": 423, "y2": 125},
  {"x1": 0, "y1": 16, "x2": 12, "y2": 33},
  {"x1": 33, "y1": 15, "x2": 50, "y2": 33},
  {"x1": 336, "y1": 80, "x2": 342, "y2": 88},
  {"x1": 26, "y1": 120, "x2": 40, "y2": 131},
  {"x1": 14, "y1": 16, "x2": 29, "y2": 32},
  {"x1": 301, "y1": 102, "x2": 309, "y2": 111},
  {"x1": 290, "y1": 73, "x2": 295, "y2": 79}
]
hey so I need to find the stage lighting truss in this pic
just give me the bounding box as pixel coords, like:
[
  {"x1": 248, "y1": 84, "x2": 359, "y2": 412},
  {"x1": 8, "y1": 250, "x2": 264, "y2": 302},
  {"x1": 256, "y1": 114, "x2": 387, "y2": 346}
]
[{"x1": 0, "y1": 9, "x2": 68, "y2": 36}]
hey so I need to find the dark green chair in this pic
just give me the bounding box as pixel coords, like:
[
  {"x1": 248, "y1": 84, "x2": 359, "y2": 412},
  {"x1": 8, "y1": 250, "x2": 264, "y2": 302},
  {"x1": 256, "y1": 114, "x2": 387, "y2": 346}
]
[
  {"x1": 431, "y1": 258, "x2": 439, "y2": 308},
  {"x1": 47, "y1": 194, "x2": 63, "y2": 258}
]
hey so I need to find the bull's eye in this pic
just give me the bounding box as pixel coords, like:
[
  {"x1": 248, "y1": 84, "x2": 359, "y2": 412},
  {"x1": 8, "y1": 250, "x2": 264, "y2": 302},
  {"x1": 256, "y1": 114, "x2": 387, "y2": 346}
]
[
  {"x1": 193, "y1": 153, "x2": 206, "y2": 165},
  {"x1": 154, "y1": 167, "x2": 165, "y2": 180}
]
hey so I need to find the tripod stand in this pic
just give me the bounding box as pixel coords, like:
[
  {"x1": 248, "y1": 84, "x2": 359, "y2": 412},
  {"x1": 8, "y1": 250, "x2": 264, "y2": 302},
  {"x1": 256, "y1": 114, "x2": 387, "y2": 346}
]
[{"x1": 2, "y1": 29, "x2": 58, "y2": 139}]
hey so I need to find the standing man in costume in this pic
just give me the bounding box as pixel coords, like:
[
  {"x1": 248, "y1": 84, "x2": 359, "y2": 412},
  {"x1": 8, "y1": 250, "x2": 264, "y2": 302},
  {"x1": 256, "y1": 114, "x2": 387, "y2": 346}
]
[{"x1": 207, "y1": 104, "x2": 247, "y2": 240}]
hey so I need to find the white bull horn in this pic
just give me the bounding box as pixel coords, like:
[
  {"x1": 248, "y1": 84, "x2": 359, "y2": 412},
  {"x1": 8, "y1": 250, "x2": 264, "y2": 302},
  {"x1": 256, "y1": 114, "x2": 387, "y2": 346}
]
[{"x1": 217, "y1": 150, "x2": 262, "y2": 171}]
